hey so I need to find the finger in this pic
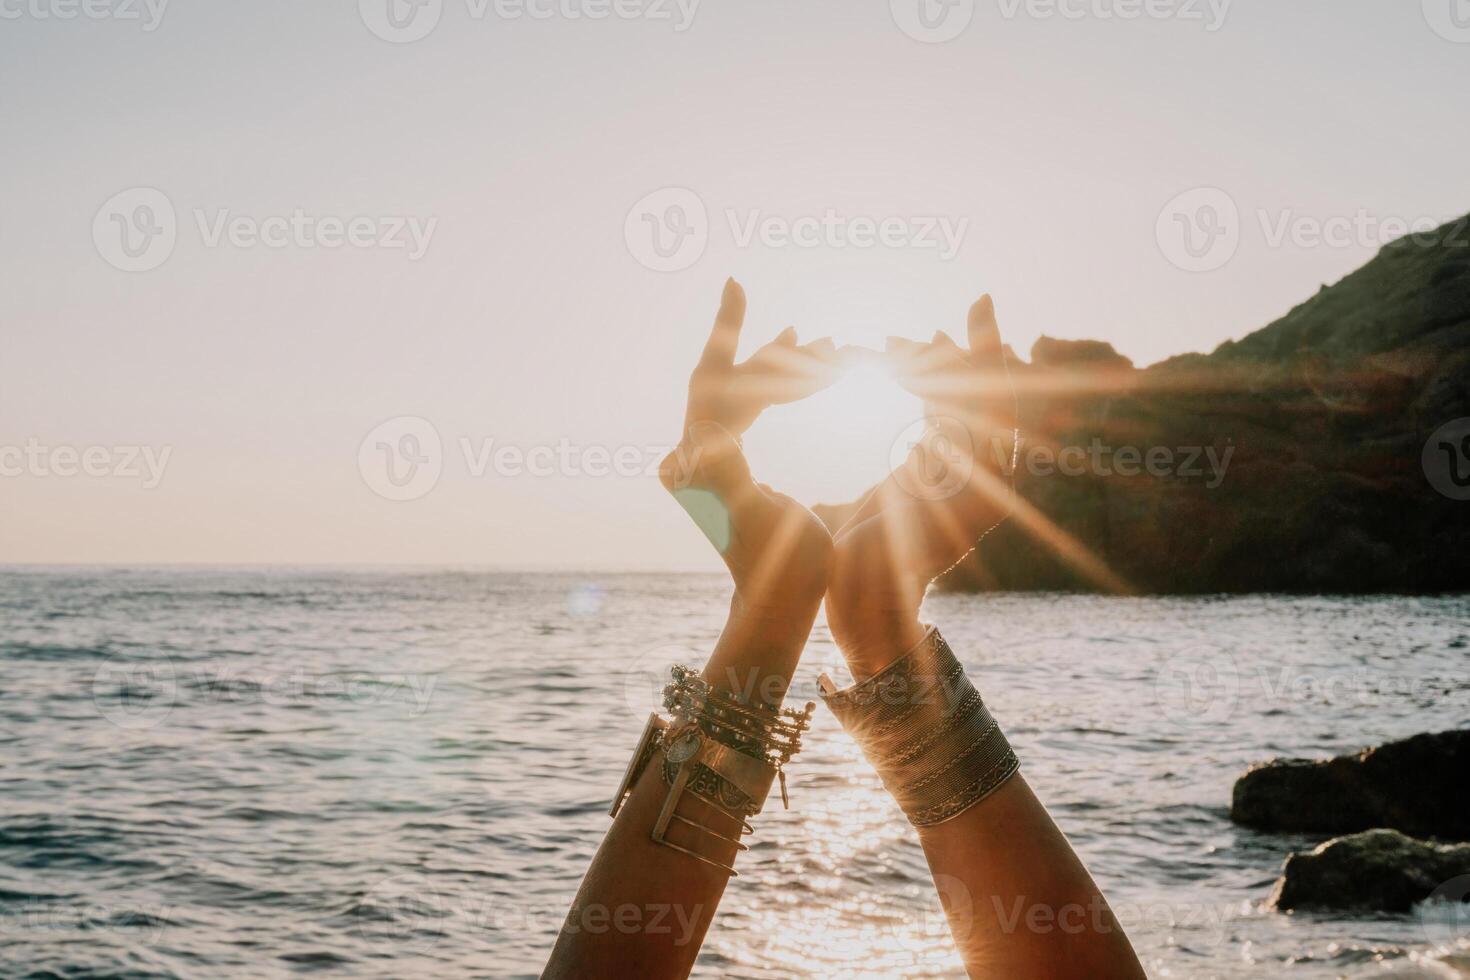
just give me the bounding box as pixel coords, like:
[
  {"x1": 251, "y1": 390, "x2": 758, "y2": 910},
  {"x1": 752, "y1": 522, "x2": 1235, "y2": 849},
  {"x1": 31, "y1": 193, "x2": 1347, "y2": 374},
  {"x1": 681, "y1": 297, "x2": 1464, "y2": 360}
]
[
  {"x1": 891, "y1": 341, "x2": 972, "y2": 402},
  {"x1": 887, "y1": 336, "x2": 965, "y2": 376},
  {"x1": 967, "y1": 294, "x2": 1002, "y2": 361},
  {"x1": 790, "y1": 339, "x2": 843, "y2": 394},
  {"x1": 799, "y1": 337, "x2": 838, "y2": 362},
  {"x1": 966, "y1": 296, "x2": 1016, "y2": 425},
  {"x1": 750, "y1": 335, "x2": 838, "y2": 372},
  {"x1": 754, "y1": 340, "x2": 843, "y2": 401},
  {"x1": 774, "y1": 326, "x2": 798, "y2": 347},
  {"x1": 699, "y1": 278, "x2": 747, "y2": 369},
  {"x1": 884, "y1": 336, "x2": 928, "y2": 365},
  {"x1": 932, "y1": 330, "x2": 961, "y2": 351},
  {"x1": 883, "y1": 337, "x2": 930, "y2": 390}
]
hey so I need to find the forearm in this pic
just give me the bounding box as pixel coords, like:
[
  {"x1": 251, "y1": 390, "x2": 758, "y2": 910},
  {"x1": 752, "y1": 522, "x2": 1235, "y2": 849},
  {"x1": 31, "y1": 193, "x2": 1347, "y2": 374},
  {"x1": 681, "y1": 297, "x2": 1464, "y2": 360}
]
[
  {"x1": 917, "y1": 776, "x2": 1144, "y2": 979},
  {"x1": 822, "y1": 620, "x2": 1144, "y2": 980},
  {"x1": 543, "y1": 595, "x2": 821, "y2": 979}
]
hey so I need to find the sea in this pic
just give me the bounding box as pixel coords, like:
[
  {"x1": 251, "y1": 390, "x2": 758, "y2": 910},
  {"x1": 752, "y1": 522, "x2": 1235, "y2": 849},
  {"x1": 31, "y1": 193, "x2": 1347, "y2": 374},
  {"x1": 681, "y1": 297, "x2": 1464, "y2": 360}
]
[{"x1": 2, "y1": 568, "x2": 1468, "y2": 979}]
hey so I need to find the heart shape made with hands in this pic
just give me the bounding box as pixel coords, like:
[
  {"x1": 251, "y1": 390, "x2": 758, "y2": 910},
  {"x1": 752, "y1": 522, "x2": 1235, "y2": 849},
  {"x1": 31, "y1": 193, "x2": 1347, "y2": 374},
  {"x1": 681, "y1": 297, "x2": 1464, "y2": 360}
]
[
  {"x1": 739, "y1": 353, "x2": 928, "y2": 508},
  {"x1": 719, "y1": 285, "x2": 1016, "y2": 511}
]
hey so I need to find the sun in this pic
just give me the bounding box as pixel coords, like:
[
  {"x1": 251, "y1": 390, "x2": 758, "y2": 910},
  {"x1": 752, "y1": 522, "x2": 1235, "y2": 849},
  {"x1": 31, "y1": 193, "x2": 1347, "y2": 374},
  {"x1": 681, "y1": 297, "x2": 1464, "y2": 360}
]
[{"x1": 741, "y1": 357, "x2": 924, "y2": 507}]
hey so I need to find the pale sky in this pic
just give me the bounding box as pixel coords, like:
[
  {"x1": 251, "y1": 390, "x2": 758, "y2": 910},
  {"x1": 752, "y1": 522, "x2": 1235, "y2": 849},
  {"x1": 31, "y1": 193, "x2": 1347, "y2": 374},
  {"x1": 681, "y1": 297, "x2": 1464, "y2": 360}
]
[{"x1": 2, "y1": 0, "x2": 1467, "y2": 568}]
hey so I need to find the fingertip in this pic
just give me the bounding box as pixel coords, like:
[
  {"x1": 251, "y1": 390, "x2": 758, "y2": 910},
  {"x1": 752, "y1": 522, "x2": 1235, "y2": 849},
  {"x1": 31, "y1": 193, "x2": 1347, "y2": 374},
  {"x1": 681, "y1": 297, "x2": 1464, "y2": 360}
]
[
  {"x1": 776, "y1": 325, "x2": 798, "y2": 346},
  {"x1": 720, "y1": 277, "x2": 746, "y2": 311},
  {"x1": 968, "y1": 294, "x2": 995, "y2": 323},
  {"x1": 886, "y1": 335, "x2": 923, "y2": 358},
  {"x1": 967, "y1": 294, "x2": 1001, "y2": 353}
]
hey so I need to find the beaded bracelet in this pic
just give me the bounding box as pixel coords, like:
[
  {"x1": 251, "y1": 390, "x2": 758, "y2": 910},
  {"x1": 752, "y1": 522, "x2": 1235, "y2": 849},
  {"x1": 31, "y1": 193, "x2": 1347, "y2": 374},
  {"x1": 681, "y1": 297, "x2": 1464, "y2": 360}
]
[
  {"x1": 819, "y1": 627, "x2": 1019, "y2": 828},
  {"x1": 610, "y1": 665, "x2": 813, "y2": 875}
]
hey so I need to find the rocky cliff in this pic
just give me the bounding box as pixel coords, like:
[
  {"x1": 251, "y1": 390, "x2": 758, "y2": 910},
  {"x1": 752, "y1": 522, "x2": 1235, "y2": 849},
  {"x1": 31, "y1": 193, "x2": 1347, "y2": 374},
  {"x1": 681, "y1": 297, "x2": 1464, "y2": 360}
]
[{"x1": 819, "y1": 213, "x2": 1470, "y2": 593}]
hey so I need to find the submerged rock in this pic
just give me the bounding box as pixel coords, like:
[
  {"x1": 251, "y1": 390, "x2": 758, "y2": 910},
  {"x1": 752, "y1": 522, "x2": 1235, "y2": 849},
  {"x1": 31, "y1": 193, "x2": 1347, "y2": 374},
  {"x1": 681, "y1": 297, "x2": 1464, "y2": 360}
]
[
  {"x1": 1230, "y1": 730, "x2": 1470, "y2": 840},
  {"x1": 1271, "y1": 829, "x2": 1470, "y2": 912}
]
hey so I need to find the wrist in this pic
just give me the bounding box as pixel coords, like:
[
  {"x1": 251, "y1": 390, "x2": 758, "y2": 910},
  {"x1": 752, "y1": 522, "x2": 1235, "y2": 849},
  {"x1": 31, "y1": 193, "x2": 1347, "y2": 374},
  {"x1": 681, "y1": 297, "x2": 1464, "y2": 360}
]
[
  {"x1": 827, "y1": 533, "x2": 927, "y2": 682},
  {"x1": 703, "y1": 593, "x2": 823, "y2": 712},
  {"x1": 827, "y1": 606, "x2": 927, "y2": 684}
]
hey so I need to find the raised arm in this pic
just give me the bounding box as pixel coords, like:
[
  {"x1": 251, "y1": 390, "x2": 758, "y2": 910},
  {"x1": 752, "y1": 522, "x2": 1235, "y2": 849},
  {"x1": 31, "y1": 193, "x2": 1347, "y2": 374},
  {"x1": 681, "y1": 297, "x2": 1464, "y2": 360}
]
[
  {"x1": 822, "y1": 296, "x2": 1146, "y2": 979},
  {"x1": 544, "y1": 279, "x2": 840, "y2": 979}
]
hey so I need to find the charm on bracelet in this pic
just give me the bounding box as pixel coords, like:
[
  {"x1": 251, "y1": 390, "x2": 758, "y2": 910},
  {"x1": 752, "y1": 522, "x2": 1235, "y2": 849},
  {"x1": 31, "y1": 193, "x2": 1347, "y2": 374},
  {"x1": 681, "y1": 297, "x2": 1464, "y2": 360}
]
[{"x1": 609, "y1": 665, "x2": 814, "y2": 875}]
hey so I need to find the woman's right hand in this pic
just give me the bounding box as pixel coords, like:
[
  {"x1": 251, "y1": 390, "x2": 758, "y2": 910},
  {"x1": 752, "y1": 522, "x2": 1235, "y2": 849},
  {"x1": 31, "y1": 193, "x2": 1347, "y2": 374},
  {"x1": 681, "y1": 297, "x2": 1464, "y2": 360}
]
[{"x1": 825, "y1": 295, "x2": 1019, "y2": 679}]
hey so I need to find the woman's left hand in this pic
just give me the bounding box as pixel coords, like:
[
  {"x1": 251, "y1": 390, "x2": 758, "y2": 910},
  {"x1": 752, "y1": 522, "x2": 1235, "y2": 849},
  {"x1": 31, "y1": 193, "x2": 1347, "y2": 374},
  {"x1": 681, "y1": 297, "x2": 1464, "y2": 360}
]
[{"x1": 659, "y1": 279, "x2": 840, "y2": 614}]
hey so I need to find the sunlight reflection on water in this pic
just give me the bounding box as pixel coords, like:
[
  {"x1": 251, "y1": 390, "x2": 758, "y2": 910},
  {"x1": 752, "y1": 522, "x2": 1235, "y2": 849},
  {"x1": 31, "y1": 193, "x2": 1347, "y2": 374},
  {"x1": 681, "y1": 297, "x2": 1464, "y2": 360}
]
[{"x1": 2, "y1": 570, "x2": 1468, "y2": 978}]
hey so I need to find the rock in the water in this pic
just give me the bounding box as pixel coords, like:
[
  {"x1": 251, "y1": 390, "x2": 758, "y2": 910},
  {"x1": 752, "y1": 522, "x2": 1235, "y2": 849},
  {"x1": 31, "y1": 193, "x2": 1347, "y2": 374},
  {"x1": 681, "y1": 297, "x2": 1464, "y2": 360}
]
[
  {"x1": 1231, "y1": 730, "x2": 1470, "y2": 840},
  {"x1": 1271, "y1": 829, "x2": 1470, "y2": 912}
]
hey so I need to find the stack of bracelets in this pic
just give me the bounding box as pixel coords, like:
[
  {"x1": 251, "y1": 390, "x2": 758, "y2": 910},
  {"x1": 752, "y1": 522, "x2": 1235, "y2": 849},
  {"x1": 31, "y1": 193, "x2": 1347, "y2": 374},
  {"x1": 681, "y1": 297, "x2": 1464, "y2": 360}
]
[
  {"x1": 818, "y1": 626, "x2": 1019, "y2": 828},
  {"x1": 610, "y1": 664, "x2": 814, "y2": 875}
]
